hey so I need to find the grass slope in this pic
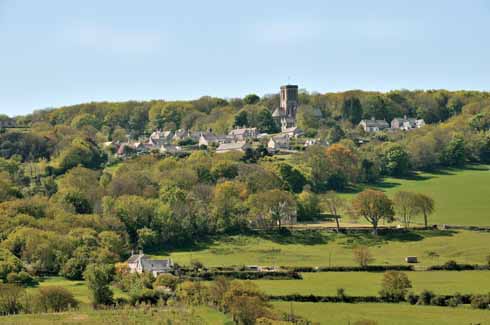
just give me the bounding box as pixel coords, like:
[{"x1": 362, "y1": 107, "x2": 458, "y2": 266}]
[
  {"x1": 345, "y1": 165, "x2": 490, "y2": 226},
  {"x1": 28, "y1": 277, "x2": 128, "y2": 305},
  {"x1": 273, "y1": 302, "x2": 490, "y2": 325},
  {"x1": 0, "y1": 307, "x2": 231, "y2": 325},
  {"x1": 166, "y1": 230, "x2": 490, "y2": 267},
  {"x1": 254, "y1": 271, "x2": 490, "y2": 296}
]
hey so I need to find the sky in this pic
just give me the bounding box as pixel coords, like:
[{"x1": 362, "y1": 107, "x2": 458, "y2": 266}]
[{"x1": 1, "y1": 0, "x2": 490, "y2": 116}]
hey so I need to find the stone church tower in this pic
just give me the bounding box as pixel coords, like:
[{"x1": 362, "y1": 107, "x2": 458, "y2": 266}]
[{"x1": 273, "y1": 84, "x2": 298, "y2": 131}]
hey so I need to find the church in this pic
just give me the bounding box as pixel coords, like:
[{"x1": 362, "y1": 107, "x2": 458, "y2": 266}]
[{"x1": 272, "y1": 85, "x2": 299, "y2": 132}]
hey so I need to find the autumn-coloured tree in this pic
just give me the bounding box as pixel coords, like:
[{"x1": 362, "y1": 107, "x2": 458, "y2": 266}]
[
  {"x1": 325, "y1": 143, "x2": 359, "y2": 190},
  {"x1": 352, "y1": 189, "x2": 394, "y2": 235}
]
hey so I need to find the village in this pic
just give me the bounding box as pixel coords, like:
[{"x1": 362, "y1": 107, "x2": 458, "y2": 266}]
[{"x1": 106, "y1": 85, "x2": 425, "y2": 159}]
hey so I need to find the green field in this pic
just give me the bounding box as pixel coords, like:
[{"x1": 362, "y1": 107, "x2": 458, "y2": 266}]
[
  {"x1": 273, "y1": 302, "x2": 490, "y2": 325},
  {"x1": 0, "y1": 306, "x2": 231, "y2": 325},
  {"x1": 254, "y1": 271, "x2": 490, "y2": 296},
  {"x1": 166, "y1": 229, "x2": 490, "y2": 267},
  {"x1": 344, "y1": 165, "x2": 490, "y2": 226},
  {"x1": 28, "y1": 277, "x2": 128, "y2": 305}
]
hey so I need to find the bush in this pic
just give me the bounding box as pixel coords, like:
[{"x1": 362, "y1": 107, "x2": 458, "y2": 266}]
[
  {"x1": 129, "y1": 289, "x2": 171, "y2": 306},
  {"x1": 6, "y1": 272, "x2": 38, "y2": 287},
  {"x1": 447, "y1": 293, "x2": 462, "y2": 308},
  {"x1": 336, "y1": 288, "x2": 348, "y2": 302},
  {"x1": 154, "y1": 274, "x2": 179, "y2": 291},
  {"x1": 407, "y1": 292, "x2": 418, "y2": 305},
  {"x1": 470, "y1": 294, "x2": 490, "y2": 309},
  {"x1": 379, "y1": 271, "x2": 412, "y2": 302},
  {"x1": 36, "y1": 286, "x2": 78, "y2": 312},
  {"x1": 430, "y1": 295, "x2": 447, "y2": 306},
  {"x1": 0, "y1": 284, "x2": 25, "y2": 315},
  {"x1": 417, "y1": 290, "x2": 435, "y2": 305}
]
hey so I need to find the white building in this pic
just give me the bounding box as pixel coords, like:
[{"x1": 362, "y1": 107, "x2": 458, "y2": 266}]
[{"x1": 127, "y1": 251, "x2": 173, "y2": 277}]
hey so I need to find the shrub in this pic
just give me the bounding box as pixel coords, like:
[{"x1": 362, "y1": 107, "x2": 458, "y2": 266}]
[
  {"x1": 407, "y1": 292, "x2": 418, "y2": 305},
  {"x1": 154, "y1": 274, "x2": 179, "y2": 291},
  {"x1": 470, "y1": 294, "x2": 490, "y2": 309},
  {"x1": 430, "y1": 295, "x2": 447, "y2": 306},
  {"x1": 129, "y1": 289, "x2": 171, "y2": 306},
  {"x1": 336, "y1": 288, "x2": 348, "y2": 302},
  {"x1": 0, "y1": 284, "x2": 25, "y2": 315},
  {"x1": 6, "y1": 272, "x2": 38, "y2": 287},
  {"x1": 36, "y1": 286, "x2": 78, "y2": 312},
  {"x1": 353, "y1": 246, "x2": 374, "y2": 268},
  {"x1": 417, "y1": 290, "x2": 435, "y2": 305},
  {"x1": 447, "y1": 294, "x2": 462, "y2": 308},
  {"x1": 379, "y1": 271, "x2": 412, "y2": 302}
]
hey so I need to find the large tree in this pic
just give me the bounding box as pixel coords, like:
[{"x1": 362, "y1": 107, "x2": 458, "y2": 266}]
[
  {"x1": 393, "y1": 191, "x2": 420, "y2": 228},
  {"x1": 352, "y1": 189, "x2": 394, "y2": 235},
  {"x1": 415, "y1": 193, "x2": 435, "y2": 228},
  {"x1": 323, "y1": 191, "x2": 346, "y2": 232}
]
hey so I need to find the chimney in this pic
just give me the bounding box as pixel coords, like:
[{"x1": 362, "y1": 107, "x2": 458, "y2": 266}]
[
  {"x1": 131, "y1": 249, "x2": 134, "y2": 256},
  {"x1": 404, "y1": 115, "x2": 407, "y2": 120},
  {"x1": 371, "y1": 116, "x2": 375, "y2": 121},
  {"x1": 139, "y1": 250, "x2": 143, "y2": 255}
]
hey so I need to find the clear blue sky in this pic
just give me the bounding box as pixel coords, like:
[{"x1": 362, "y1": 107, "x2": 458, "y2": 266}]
[{"x1": 1, "y1": 0, "x2": 490, "y2": 116}]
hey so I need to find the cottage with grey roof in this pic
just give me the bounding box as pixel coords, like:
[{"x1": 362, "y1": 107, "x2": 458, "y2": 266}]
[
  {"x1": 215, "y1": 141, "x2": 250, "y2": 153},
  {"x1": 359, "y1": 117, "x2": 390, "y2": 132},
  {"x1": 391, "y1": 116, "x2": 425, "y2": 130},
  {"x1": 127, "y1": 251, "x2": 173, "y2": 277}
]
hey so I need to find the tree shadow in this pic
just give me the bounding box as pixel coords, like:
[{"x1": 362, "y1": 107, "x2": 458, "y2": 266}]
[
  {"x1": 340, "y1": 229, "x2": 457, "y2": 248},
  {"x1": 255, "y1": 229, "x2": 334, "y2": 246}
]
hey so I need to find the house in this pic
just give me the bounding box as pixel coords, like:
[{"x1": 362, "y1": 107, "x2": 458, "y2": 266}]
[
  {"x1": 127, "y1": 251, "x2": 174, "y2": 277},
  {"x1": 0, "y1": 116, "x2": 16, "y2": 128},
  {"x1": 159, "y1": 144, "x2": 182, "y2": 154},
  {"x1": 359, "y1": 117, "x2": 390, "y2": 132},
  {"x1": 281, "y1": 126, "x2": 303, "y2": 138},
  {"x1": 391, "y1": 116, "x2": 425, "y2": 130},
  {"x1": 228, "y1": 127, "x2": 258, "y2": 140},
  {"x1": 303, "y1": 138, "x2": 328, "y2": 148},
  {"x1": 149, "y1": 130, "x2": 174, "y2": 147},
  {"x1": 268, "y1": 134, "x2": 290, "y2": 152},
  {"x1": 215, "y1": 141, "x2": 250, "y2": 153},
  {"x1": 199, "y1": 133, "x2": 233, "y2": 147}
]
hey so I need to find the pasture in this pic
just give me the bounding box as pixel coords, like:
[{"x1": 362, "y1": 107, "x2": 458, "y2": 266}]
[
  {"x1": 254, "y1": 271, "x2": 490, "y2": 296},
  {"x1": 273, "y1": 302, "x2": 490, "y2": 325},
  {"x1": 166, "y1": 229, "x2": 490, "y2": 267},
  {"x1": 343, "y1": 165, "x2": 490, "y2": 226},
  {"x1": 0, "y1": 306, "x2": 231, "y2": 325}
]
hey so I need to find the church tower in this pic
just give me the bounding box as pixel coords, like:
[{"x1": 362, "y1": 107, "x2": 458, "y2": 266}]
[{"x1": 280, "y1": 85, "x2": 299, "y2": 118}]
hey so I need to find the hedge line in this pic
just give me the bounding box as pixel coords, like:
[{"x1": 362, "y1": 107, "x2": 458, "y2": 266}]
[
  {"x1": 426, "y1": 261, "x2": 490, "y2": 271},
  {"x1": 180, "y1": 271, "x2": 302, "y2": 280},
  {"x1": 268, "y1": 293, "x2": 475, "y2": 304},
  {"x1": 180, "y1": 265, "x2": 415, "y2": 273},
  {"x1": 283, "y1": 265, "x2": 415, "y2": 272},
  {"x1": 268, "y1": 294, "x2": 381, "y2": 303}
]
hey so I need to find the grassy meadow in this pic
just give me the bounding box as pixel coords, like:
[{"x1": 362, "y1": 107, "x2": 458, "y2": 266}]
[
  {"x1": 164, "y1": 229, "x2": 490, "y2": 267},
  {"x1": 342, "y1": 165, "x2": 490, "y2": 226},
  {"x1": 273, "y1": 302, "x2": 490, "y2": 325},
  {"x1": 28, "y1": 277, "x2": 128, "y2": 305},
  {"x1": 0, "y1": 306, "x2": 232, "y2": 325},
  {"x1": 253, "y1": 271, "x2": 490, "y2": 296}
]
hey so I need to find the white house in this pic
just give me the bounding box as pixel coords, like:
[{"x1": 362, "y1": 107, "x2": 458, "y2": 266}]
[
  {"x1": 268, "y1": 134, "x2": 290, "y2": 152},
  {"x1": 127, "y1": 251, "x2": 173, "y2": 277}
]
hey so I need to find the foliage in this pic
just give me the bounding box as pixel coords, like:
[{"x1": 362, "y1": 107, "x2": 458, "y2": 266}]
[
  {"x1": 83, "y1": 263, "x2": 115, "y2": 306},
  {"x1": 35, "y1": 286, "x2": 79, "y2": 312},
  {"x1": 379, "y1": 271, "x2": 412, "y2": 302}
]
